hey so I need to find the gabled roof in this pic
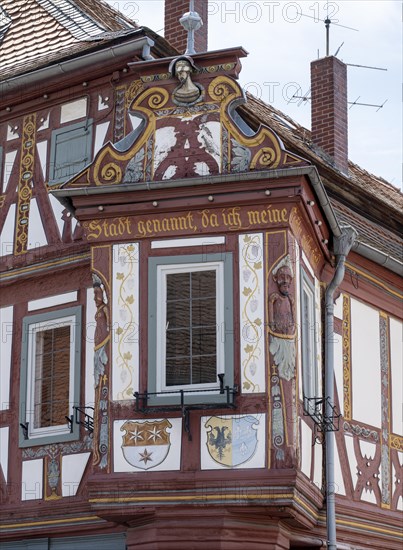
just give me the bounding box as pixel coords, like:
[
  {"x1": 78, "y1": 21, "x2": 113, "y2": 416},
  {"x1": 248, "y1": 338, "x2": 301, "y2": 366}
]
[{"x1": 0, "y1": 0, "x2": 139, "y2": 80}]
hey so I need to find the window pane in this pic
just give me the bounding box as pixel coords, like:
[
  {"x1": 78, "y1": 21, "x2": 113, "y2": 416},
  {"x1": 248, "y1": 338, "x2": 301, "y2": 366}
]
[
  {"x1": 192, "y1": 355, "x2": 217, "y2": 384},
  {"x1": 192, "y1": 327, "x2": 217, "y2": 356},
  {"x1": 166, "y1": 329, "x2": 190, "y2": 358},
  {"x1": 191, "y1": 270, "x2": 215, "y2": 298},
  {"x1": 167, "y1": 272, "x2": 190, "y2": 300},
  {"x1": 192, "y1": 297, "x2": 216, "y2": 327},
  {"x1": 167, "y1": 300, "x2": 190, "y2": 328},
  {"x1": 34, "y1": 326, "x2": 70, "y2": 428},
  {"x1": 166, "y1": 358, "x2": 190, "y2": 386}
]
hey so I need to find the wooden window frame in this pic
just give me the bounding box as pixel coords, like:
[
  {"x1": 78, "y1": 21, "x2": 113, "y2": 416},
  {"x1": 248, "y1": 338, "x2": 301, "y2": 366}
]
[{"x1": 19, "y1": 306, "x2": 81, "y2": 447}]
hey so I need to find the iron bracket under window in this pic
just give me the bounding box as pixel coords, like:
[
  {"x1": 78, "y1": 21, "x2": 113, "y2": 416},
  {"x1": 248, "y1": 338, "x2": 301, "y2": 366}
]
[
  {"x1": 134, "y1": 374, "x2": 237, "y2": 441},
  {"x1": 65, "y1": 406, "x2": 94, "y2": 434},
  {"x1": 303, "y1": 396, "x2": 341, "y2": 444},
  {"x1": 20, "y1": 422, "x2": 29, "y2": 440}
]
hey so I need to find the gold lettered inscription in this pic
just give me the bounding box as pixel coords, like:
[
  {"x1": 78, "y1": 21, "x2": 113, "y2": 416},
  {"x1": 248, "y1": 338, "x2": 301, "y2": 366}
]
[
  {"x1": 85, "y1": 217, "x2": 132, "y2": 240},
  {"x1": 289, "y1": 207, "x2": 321, "y2": 268},
  {"x1": 84, "y1": 205, "x2": 290, "y2": 242}
]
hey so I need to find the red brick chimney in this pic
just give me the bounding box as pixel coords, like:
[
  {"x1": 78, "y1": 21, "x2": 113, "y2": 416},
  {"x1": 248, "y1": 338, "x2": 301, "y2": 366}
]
[
  {"x1": 311, "y1": 56, "x2": 348, "y2": 174},
  {"x1": 164, "y1": 0, "x2": 208, "y2": 54}
]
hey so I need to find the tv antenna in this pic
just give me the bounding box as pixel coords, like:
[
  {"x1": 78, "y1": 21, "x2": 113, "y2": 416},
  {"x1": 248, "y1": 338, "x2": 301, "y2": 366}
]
[{"x1": 296, "y1": 10, "x2": 359, "y2": 57}]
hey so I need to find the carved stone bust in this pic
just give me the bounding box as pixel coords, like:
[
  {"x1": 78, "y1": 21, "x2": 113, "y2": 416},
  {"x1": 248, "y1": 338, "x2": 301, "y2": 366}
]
[{"x1": 169, "y1": 56, "x2": 201, "y2": 104}]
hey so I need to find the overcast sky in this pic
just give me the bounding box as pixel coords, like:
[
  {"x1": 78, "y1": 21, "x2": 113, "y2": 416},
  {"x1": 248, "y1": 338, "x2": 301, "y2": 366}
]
[{"x1": 107, "y1": 1, "x2": 401, "y2": 189}]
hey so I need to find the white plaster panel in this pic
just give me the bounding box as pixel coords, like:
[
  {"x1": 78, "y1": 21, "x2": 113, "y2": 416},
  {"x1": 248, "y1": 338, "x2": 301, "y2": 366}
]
[
  {"x1": 112, "y1": 243, "x2": 140, "y2": 400},
  {"x1": 334, "y1": 293, "x2": 343, "y2": 319},
  {"x1": 129, "y1": 114, "x2": 142, "y2": 132},
  {"x1": 114, "y1": 418, "x2": 182, "y2": 472},
  {"x1": 333, "y1": 330, "x2": 343, "y2": 407},
  {"x1": 27, "y1": 198, "x2": 47, "y2": 250},
  {"x1": 151, "y1": 236, "x2": 225, "y2": 249},
  {"x1": 2, "y1": 150, "x2": 17, "y2": 192},
  {"x1": 334, "y1": 440, "x2": 346, "y2": 495},
  {"x1": 300, "y1": 419, "x2": 312, "y2": 478},
  {"x1": 85, "y1": 288, "x2": 96, "y2": 409},
  {"x1": 36, "y1": 141, "x2": 48, "y2": 180},
  {"x1": 37, "y1": 112, "x2": 50, "y2": 131},
  {"x1": 98, "y1": 94, "x2": 110, "y2": 111},
  {"x1": 396, "y1": 453, "x2": 403, "y2": 511},
  {"x1": 313, "y1": 439, "x2": 323, "y2": 490},
  {"x1": 162, "y1": 165, "x2": 177, "y2": 179},
  {"x1": 28, "y1": 291, "x2": 77, "y2": 312},
  {"x1": 359, "y1": 440, "x2": 377, "y2": 460},
  {"x1": 344, "y1": 434, "x2": 358, "y2": 488},
  {"x1": 60, "y1": 98, "x2": 87, "y2": 124},
  {"x1": 7, "y1": 124, "x2": 19, "y2": 141},
  {"x1": 390, "y1": 317, "x2": 402, "y2": 436},
  {"x1": 0, "y1": 306, "x2": 13, "y2": 410},
  {"x1": 153, "y1": 126, "x2": 177, "y2": 176},
  {"x1": 239, "y1": 233, "x2": 265, "y2": 393},
  {"x1": 295, "y1": 245, "x2": 302, "y2": 400},
  {"x1": 201, "y1": 414, "x2": 266, "y2": 470},
  {"x1": 21, "y1": 459, "x2": 43, "y2": 500},
  {"x1": 351, "y1": 299, "x2": 381, "y2": 428},
  {"x1": 194, "y1": 161, "x2": 211, "y2": 176},
  {"x1": 361, "y1": 487, "x2": 377, "y2": 504},
  {"x1": 61, "y1": 452, "x2": 90, "y2": 497},
  {"x1": 94, "y1": 122, "x2": 110, "y2": 156},
  {"x1": 0, "y1": 427, "x2": 9, "y2": 482},
  {"x1": 0, "y1": 203, "x2": 16, "y2": 257},
  {"x1": 48, "y1": 193, "x2": 65, "y2": 239}
]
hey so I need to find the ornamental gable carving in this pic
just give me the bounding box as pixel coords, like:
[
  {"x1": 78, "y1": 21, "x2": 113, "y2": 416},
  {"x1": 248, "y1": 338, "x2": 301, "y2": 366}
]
[{"x1": 63, "y1": 53, "x2": 309, "y2": 190}]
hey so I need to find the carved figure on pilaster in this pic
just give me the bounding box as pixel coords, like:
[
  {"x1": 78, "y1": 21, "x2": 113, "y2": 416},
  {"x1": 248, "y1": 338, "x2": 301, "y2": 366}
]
[
  {"x1": 93, "y1": 274, "x2": 110, "y2": 388},
  {"x1": 92, "y1": 273, "x2": 111, "y2": 470},
  {"x1": 170, "y1": 56, "x2": 201, "y2": 104},
  {"x1": 268, "y1": 255, "x2": 296, "y2": 381}
]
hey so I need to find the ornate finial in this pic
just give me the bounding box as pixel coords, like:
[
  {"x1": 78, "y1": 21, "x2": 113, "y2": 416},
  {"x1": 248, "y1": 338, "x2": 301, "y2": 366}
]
[{"x1": 179, "y1": 0, "x2": 203, "y2": 55}]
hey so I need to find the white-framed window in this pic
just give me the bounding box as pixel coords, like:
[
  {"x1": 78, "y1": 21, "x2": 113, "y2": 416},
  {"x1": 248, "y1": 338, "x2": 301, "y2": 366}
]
[
  {"x1": 300, "y1": 270, "x2": 319, "y2": 414},
  {"x1": 20, "y1": 307, "x2": 81, "y2": 446},
  {"x1": 148, "y1": 253, "x2": 233, "y2": 404}
]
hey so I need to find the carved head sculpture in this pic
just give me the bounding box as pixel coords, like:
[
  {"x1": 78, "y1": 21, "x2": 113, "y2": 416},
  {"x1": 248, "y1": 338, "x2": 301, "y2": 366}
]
[
  {"x1": 92, "y1": 274, "x2": 107, "y2": 307},
  {"x1": 272, "y1": 255, "x2": 294, "y2": 297},
  {"x1": 275, "y1": 266, "x2": 293, "y2": 296},
  {"x1": 169, "y1": 56, "x2": 201, "y2": 104}
]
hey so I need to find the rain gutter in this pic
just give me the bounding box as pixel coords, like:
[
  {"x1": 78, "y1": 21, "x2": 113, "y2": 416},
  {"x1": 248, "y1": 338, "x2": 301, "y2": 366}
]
[
  {"x1": 0, "y1": 33, "x2": 154, "y2": 100},
  {"x1": 324, "y1": 226, "x2": 357, "y2": 550}
]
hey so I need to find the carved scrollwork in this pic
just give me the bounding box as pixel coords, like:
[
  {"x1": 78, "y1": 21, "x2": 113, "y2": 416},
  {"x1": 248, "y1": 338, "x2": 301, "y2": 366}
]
[
  {"x1": 100, "y1": 163, "x2": 122, "y2": 185},
  {"x1": 145, "y1": 88, "x2": 170, "y2": 110},
  {"x1": 251, "y1": 147, "x2": 278, "y2": 169},
  {"x1": 208, "y1": 76, "x2": 239, "y2": 103}
]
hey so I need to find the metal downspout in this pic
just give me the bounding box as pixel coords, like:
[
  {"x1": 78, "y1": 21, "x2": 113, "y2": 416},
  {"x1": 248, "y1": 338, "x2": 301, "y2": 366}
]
[{"x1": 324, "y1": 226, "x2": 356, "y2": 550}]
